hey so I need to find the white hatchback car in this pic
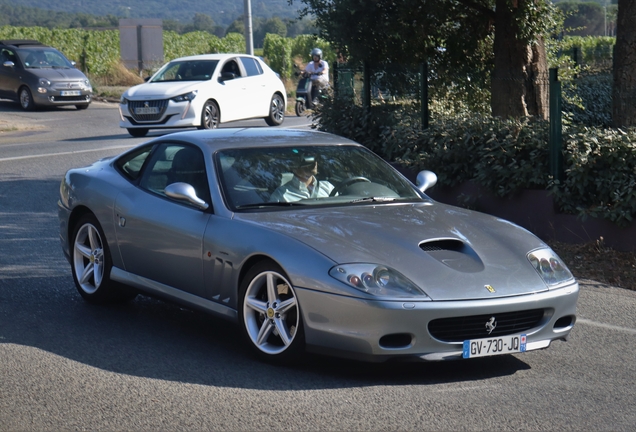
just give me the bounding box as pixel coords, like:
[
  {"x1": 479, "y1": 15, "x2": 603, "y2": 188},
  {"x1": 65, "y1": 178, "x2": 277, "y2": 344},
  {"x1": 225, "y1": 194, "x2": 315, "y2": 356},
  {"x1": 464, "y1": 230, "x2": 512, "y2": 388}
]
[{"x1": 119, "y1": 54, "x2": 287, "y2": 137}]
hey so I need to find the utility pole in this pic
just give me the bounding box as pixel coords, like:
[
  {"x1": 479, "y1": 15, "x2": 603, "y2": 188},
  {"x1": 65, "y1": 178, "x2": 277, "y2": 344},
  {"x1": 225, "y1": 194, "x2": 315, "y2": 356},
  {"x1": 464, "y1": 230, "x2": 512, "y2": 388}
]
[{"x1": 243, "y1": 0, "x2": 254, "y2": 55}]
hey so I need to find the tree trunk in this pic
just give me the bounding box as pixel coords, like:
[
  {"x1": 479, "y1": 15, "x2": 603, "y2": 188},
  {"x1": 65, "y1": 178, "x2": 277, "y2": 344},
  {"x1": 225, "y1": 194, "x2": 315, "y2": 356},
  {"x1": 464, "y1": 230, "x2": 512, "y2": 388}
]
[
  {"x1": 491, "y1": 0, "x2": 549, "y2": 119},
  {"x1": 612, "y1": 0, "x2": 636, "y2": 127}
]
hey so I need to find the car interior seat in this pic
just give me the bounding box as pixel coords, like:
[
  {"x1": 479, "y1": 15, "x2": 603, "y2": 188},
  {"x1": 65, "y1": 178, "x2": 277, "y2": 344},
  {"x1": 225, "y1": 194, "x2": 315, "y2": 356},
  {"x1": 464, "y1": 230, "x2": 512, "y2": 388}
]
[{"x1": 168, "y1": 147, "x2": 210, "y2": 203}]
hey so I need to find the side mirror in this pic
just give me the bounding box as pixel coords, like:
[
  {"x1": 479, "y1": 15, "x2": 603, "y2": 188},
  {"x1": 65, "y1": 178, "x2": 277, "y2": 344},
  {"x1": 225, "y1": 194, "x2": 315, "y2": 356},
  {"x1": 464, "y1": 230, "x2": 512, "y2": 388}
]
[
  {"x1": 164, "y1": 182, "x2": 209, "y2": 210},
  {"x1": 219, "y1": 72, "x2": 236, "y2": 82},
  {"x1": 416, "y1": 170, "x2": 437, "y2": 193},
  {"x1": 2, "y1": 61, "x2": 14, "y2": 68}
]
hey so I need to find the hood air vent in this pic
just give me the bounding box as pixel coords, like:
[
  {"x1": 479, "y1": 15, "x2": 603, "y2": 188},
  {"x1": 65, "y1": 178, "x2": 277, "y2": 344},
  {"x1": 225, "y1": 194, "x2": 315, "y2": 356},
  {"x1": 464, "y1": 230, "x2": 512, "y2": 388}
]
[{"x1": 419, "y1": 239, "x2": 484, "y2": 273}]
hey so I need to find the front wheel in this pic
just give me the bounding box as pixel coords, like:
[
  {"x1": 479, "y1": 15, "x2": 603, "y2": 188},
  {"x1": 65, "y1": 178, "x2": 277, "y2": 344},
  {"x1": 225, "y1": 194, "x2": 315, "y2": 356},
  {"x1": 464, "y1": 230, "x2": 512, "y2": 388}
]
[
  {"x1": 19, "y1": 87, "x2": 35, "y2": 111},
  {"x1": 70, "y1": 214, "x2": 137, "y2": 304},
  {"x1": 239, "y1": 261, "x2": 304, "y2": 364},
  {"x1": 295, "y1": 99, "x2": 306, "y2": 117},
  {"x1": 127, "y1": 128, "x2": 148, "y2": 137},
  {"x1": 198, "y1": 100, "x2": 219, "y2": 129},
  {"x1": 265, "y1": 94, "x2": 285, "y2": 126}
]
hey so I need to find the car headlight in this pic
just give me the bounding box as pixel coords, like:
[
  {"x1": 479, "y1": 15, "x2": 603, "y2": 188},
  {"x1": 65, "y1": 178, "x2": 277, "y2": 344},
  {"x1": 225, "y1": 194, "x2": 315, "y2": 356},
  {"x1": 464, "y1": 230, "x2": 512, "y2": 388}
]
[
  {"x1": 38, "y1": 78, "x2": 51, "y2": 87},
  {"x1": 329, "y1": 264, "x2": 431, "y2": 299},
  {"x1": 84, "y1": 79, "x2": 92, "y2": 89},
  {"x1": 527, "y1": 248, "x2": 574, "y2": 287},
  {"x1": 120, "y1": 95, "x2": 128, "y2": 104},
  {"x1": 171, "y1": 90, "x2": 198, "y2": 102}
]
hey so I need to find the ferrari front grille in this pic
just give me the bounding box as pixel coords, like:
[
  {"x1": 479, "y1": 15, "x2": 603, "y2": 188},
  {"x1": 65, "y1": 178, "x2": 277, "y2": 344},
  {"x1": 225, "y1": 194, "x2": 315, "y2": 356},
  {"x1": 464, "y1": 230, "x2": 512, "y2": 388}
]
[{"x1": 428, "y1": 309, "x2": 545, "y2": 342}]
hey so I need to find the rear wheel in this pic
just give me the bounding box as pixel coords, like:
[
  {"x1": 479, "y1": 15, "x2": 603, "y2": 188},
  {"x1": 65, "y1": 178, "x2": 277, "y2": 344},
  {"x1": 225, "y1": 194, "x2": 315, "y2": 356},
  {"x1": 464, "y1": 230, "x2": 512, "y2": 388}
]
[
  {"x1": 265, "y1": 94, "x2": 285, "y2": 126},
  {"x1": 239, "y1": 260, "x2": 304, "y2": 364},
  {"x1": 198, "y1": 100, "x2": 219, "y2": 129},
  {"x1": 19, "y1": 87, "x2": 35, "y2": 111},
  {"x1": 70, "y1": 214, "x2": 137, "y2": 304},
  {"x1": 295, "y1": 99, "x2": 306, "y2": 117},
  {"x1": 127, "y1": 128, "x2": 148, "y2": 137}
]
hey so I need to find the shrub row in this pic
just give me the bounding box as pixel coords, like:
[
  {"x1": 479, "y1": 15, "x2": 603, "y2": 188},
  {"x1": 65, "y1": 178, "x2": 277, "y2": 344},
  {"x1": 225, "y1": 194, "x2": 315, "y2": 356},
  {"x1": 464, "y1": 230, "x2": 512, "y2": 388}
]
[
  {"x1": 0, "y1": 25, "x2": 334, "y2": 80},
  {"x1": 312, "y1": 95, "x2": 636, "y2": 227}
]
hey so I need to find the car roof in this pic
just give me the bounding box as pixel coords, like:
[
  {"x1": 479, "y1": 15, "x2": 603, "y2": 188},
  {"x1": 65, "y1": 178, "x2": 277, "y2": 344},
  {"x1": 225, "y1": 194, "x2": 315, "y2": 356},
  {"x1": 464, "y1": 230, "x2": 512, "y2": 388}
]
[
  {"x1": 0, "y1": 40, "x2": 47, "y2": 48},
  {"x1": 153, "y1": 128, "x2": 361, "y2": 153},
  {"x1": 171, "y1": 53, "x2": 260, "y2": 62}
]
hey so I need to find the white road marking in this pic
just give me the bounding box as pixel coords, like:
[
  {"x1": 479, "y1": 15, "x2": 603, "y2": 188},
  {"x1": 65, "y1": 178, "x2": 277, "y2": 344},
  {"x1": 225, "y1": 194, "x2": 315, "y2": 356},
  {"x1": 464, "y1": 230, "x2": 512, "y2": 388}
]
[
  {"x1": 0, "y1": 144, "x2": 134, "y2": 163},
  {"x1": 577, "y1": 318, "x2": 636, "y2": 335}
]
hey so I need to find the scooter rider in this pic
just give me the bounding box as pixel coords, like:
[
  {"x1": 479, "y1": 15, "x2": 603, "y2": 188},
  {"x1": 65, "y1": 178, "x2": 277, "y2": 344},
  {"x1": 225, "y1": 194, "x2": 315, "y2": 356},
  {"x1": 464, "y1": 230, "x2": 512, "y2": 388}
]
[{"x1": 303, "y1": 48, "x2": 329, "y2": 103}]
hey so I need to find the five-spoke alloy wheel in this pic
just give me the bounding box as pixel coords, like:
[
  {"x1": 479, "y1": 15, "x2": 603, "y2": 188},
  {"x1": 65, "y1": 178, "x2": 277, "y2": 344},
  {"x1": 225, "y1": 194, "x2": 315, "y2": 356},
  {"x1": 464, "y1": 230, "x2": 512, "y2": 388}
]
[
  {"x1": 71, "y1": 214, "x2": 136, "y2": 304},
  {"x1": 199, "y1": 100, "x2": 220, "y2": 129},
  {"x1": 239, "y1": 261, "x2": 304, "y2": 363},
  {"x1": 265, "y1": 94, "x2": 285, "y2": 126}
]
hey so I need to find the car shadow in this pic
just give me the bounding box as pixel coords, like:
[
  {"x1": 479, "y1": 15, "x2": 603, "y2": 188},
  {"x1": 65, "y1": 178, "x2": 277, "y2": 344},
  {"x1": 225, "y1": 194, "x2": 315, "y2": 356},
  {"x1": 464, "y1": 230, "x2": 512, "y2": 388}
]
[{"x1": 0, "y1": 177, "x2": 532, "y2": 391}]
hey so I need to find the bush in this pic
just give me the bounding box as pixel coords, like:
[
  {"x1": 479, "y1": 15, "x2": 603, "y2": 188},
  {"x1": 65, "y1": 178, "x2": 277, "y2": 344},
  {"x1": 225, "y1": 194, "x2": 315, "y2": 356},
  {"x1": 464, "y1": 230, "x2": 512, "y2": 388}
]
[{"x1": 313, "y1": 93, "x2": 636, "y2": 227}]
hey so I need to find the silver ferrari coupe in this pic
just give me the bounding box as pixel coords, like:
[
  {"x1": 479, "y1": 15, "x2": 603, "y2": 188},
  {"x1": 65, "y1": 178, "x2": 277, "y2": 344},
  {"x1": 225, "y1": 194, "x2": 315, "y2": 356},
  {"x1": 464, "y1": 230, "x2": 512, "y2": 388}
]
[{"x1": 58, "y1": 128, "x2": 579, "y2": 364}]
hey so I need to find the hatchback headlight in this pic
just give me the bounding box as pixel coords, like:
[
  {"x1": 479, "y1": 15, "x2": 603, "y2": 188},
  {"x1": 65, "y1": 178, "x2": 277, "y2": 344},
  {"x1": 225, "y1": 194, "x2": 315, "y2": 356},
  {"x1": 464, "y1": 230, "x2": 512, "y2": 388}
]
[
  {"x1": 38, "y1": 78, "x2": 51, "y2": 87},
  {"x1": 330, "y1": 264, "x2": 430, "y2": 299},
  {"x1": 120, "y1": 95, "x2": 128, "y2": 104},
  {"x1": 171, "y1": 90, "x2": 197, "y2": 102},
  {"x1": 527, "y1": 248, "x2": 574, "y2": 287}
]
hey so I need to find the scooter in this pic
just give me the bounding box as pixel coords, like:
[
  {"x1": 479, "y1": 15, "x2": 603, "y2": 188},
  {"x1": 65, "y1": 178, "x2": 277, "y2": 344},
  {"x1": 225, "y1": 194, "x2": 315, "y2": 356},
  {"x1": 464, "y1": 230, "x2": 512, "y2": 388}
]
[{"x1": 295, "y1": 71, "x2": 313, "y2": 116}]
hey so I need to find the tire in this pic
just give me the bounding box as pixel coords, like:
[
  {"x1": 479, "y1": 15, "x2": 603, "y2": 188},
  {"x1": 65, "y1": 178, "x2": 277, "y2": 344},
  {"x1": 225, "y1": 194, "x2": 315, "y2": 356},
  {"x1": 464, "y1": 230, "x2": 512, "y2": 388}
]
[
  {"x1": 198, "y1": 100, "x2": 219, "y2": 129},
  {"x1": 75, "y1": 103, "x2": 90, "y2": 110},
  {"x1": 295, "y1": 100, "x2": 306, "y2": 117},
  {"x1": 265, "y1": 94, "x2": 285, "y2": 126},
  {"x1": 127, "y1": 128, "x2": 148, "y2": 138},
  {"x1": 70, "y1": 214, "x2": 137, "y2": 304},
  {"x1": 19, "y1": 87, "x2": 35, "y2": 111},
  {"x1": 238, "y1": 260, "x2": 305, "y2": 364}
]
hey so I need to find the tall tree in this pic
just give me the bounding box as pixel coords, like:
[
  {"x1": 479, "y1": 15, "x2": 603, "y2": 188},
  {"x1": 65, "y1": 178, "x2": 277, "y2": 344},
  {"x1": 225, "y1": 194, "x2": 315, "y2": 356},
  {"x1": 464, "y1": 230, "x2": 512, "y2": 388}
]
[
  {"x1": 612, "y1": 0, "x2": 636, "y2": 127},
  {"x1": 292, "y1": 0, "x2": 557, "y2": 119}
]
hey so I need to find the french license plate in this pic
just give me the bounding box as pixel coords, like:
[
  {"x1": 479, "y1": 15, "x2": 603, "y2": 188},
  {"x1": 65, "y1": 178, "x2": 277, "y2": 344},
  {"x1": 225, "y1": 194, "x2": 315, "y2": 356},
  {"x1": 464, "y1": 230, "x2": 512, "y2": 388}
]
[
  {"x1": 135, "y1": 106, "x2": 159, "y2": 115},
  {"x1": 60, "y1": 90, "x2": 81, "y2": 96},
  {"x1": 463, "y1": 334, "x2": 526, "y2": 358}
]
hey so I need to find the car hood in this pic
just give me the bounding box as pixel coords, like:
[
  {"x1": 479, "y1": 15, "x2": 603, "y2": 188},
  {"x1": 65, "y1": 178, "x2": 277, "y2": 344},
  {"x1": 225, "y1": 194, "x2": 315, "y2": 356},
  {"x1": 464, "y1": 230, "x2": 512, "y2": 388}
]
[
  {"x1": 236, "y1": 202, "x2": 554, "y2": 301},
  {"x1": 124, "y1": 82, "x2": 202, "y2": 100},
  {"x1": 30, "y1": 67, "x2": 88, "y2": 82}
]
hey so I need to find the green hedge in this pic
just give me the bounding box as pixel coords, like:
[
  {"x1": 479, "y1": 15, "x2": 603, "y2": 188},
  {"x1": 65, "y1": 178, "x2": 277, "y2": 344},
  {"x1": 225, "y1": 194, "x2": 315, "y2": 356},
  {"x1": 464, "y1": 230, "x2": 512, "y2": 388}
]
[{"x1": 312, "y1": 94, "x2": 636, "y2": 227}]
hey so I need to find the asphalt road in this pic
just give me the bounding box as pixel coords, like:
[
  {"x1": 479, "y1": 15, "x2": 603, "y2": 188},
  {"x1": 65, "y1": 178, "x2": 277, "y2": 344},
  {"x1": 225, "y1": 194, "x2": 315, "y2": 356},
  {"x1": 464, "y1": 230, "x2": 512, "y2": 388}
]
[{"x1": 1, "y1": 100, "x2": 635, "y2": 431}]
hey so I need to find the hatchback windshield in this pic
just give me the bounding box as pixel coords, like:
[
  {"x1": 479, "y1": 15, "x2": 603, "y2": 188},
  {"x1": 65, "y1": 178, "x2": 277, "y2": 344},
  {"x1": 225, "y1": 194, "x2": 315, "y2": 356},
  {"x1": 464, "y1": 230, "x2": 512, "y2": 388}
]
[
  {"x1": 151, "y1": 60, "x2": 219, "y2": 82},
  {"x1": 17, "y1": 48, "x2": 73, "y2": 69},
  {"x1": 216, "y1": 145, "x2": 422, "y2": 210}
]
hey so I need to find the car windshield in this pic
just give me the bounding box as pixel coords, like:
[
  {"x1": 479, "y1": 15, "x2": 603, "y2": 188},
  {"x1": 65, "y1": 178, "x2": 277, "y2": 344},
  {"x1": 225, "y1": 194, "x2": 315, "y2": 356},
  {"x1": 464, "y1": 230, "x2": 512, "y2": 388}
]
[
  {"x1": 216, "y1": 145, "x2": 423, "y2": 210},
  {"x1": 150, "y1": 60, "x2": 219, "y2": 82},
  {"x1": 18, "y1": 48, "x2": 73, "y2": 69}
]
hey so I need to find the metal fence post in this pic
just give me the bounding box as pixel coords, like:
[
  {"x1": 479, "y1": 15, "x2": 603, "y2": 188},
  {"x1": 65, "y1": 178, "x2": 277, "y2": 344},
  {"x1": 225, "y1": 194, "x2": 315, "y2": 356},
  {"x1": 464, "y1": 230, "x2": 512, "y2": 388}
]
[
  {"x1": 420, "y1": 62, "x2": 429, "y2": 129},
  {"x1": 363, "y1": 61, "x2": 371, "y2": 112},
  {"x1": 549, "y1": 68, "x2": 563, "y2": 182}
]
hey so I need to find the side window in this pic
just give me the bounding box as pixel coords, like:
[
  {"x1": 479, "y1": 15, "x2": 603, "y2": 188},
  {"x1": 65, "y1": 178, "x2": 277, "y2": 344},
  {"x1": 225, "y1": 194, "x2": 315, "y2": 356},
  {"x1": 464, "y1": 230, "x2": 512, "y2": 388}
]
[
  {"x1": 0, "y1": 48, "x2": 17, "y2": 65},
  {"x1": 139, "y1": 143, "x2": 211, "y2": 206},
  {"x1": 239, "y1": 57, "x2": 263, "y2": 76},
  {"x1": 221, "y1": 59, "x2": 242, "y2": 78},
  {"x1": 115, "y1": 145, "x2": 153, "y2": 181}
]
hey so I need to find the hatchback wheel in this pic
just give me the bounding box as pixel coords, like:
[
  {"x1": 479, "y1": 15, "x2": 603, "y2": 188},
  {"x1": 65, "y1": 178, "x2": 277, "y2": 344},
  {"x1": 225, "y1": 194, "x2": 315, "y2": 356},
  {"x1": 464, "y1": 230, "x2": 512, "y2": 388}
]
[
  {"x1": 239, "y1": 261, "x2": 304, "y2": 364},
  {"x1": 71, "y1": 214, "x2": 136, "y2": 304},
  {"x1": 127, "y1": 128, "x2": 148, "y2": 137},
  {"x1": 19, "y1": 87, "x2": 35, "y2": 111},
  {"x1": 198, "y1": 100, "x2": 219, "y2": 129},
  {"x1": 265, "y1": 94, "x2": 285, "y2": 126}
]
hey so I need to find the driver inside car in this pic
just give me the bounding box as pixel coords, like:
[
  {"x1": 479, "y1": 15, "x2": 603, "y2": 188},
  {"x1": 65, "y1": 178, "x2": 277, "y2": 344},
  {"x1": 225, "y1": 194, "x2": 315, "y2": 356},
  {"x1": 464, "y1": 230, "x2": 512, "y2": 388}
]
[{"x1": 270, "y1": 155, "x2": 334, "y2": 202}]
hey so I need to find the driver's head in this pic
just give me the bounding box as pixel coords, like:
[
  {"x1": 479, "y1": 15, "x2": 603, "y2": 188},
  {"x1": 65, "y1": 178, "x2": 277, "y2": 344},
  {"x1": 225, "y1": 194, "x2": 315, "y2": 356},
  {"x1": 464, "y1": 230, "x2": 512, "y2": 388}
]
[{"x1": 293, "y1": 155, "x2": 318, "y2": 181}]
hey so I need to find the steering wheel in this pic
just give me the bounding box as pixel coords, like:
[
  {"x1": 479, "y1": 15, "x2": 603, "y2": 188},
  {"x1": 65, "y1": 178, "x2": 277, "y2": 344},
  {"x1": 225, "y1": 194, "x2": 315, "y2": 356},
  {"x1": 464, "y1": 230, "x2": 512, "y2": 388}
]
[{"x1": 329, "y1": 176, "x2": 371, "y2": 197}]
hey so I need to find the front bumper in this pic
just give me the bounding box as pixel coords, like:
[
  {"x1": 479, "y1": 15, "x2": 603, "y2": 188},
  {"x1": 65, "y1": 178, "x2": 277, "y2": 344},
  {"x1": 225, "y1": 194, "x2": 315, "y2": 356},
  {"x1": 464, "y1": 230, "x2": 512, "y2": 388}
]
[
  {"x1": 33, "y1": 84, "x2": 92, "y2": 107},
  {"x1": 296, "y1": 283, "x2": 579, "y2": 362},
  {"x1": 119, "y1": 99, "x2": 201, "y2": 129}
]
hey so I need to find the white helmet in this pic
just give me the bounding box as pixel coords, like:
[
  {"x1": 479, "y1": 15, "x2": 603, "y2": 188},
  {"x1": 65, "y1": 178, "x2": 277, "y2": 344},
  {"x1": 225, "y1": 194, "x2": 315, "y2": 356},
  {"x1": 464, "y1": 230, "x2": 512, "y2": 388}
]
[{"x1": 311, "y1": 48, "x2": 323, "y2": 60}]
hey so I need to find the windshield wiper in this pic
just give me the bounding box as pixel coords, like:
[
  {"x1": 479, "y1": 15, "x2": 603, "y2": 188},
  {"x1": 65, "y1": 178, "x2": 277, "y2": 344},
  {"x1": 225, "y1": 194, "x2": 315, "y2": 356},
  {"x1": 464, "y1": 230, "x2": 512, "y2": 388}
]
[
  {"x1": 235, "y1": 201, "x2": 307, "y2": 209},
  {"x1": 349, "y1": 196, "x2": 397, "y2": 204}
]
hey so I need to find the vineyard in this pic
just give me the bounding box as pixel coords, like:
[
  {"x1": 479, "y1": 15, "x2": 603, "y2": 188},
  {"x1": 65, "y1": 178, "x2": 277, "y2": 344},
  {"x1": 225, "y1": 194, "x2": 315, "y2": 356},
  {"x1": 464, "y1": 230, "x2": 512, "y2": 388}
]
[{"x1": 0, "y1": 25, "x2": 333, "y2": 81}]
